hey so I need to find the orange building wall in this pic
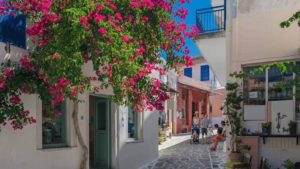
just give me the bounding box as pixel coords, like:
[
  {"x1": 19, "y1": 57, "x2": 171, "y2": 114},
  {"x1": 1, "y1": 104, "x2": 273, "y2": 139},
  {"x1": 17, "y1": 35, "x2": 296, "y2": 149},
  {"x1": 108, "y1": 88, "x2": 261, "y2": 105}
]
[
  {"x1": 176, "y1": 83, "x2": 210, "y2": 133},
  {"x1": 211, "y1": 88, "x2": 225, "y2": 118}
]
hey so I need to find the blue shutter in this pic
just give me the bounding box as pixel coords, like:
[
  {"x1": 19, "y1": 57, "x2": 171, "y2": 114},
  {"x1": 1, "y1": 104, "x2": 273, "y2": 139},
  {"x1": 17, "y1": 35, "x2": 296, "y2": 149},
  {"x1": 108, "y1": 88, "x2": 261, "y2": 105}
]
[
  {"x1": 201, "y1": 65, "x2": 210, "y2": 81},
  {"x1": 184, "y1": 67, "x2": 192, "y2": 78},
  {"x1": 0, "y1": 7, "x2": 26, "y2": 48}
]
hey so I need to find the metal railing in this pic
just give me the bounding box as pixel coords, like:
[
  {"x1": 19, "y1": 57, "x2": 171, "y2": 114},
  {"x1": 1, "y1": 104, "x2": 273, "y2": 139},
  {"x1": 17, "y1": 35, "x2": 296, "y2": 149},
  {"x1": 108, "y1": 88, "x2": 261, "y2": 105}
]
[{"x1": 196, "y1": 0, "x2": 226, "y2": 34}]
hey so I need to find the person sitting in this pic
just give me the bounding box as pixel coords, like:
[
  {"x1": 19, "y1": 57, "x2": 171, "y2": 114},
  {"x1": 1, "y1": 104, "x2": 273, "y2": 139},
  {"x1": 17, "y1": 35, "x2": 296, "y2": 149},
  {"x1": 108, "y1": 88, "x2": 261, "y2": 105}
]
[{"x1": 210, "y1": 127, "x2": 225, "y2": 151}]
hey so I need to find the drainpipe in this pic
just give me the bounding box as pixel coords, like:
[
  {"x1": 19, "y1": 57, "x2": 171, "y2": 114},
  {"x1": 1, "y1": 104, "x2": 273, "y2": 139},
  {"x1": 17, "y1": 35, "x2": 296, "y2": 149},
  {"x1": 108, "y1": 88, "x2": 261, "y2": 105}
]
[{"x1": 226, "y1": 0, "x2": 236, "y2": 83}]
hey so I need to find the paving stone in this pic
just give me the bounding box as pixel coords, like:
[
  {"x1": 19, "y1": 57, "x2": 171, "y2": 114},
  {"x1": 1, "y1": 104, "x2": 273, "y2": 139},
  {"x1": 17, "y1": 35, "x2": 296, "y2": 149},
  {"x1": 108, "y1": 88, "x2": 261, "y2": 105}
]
[{"x1": 142, "y1": 137, "x2": 226, "y2": 169}]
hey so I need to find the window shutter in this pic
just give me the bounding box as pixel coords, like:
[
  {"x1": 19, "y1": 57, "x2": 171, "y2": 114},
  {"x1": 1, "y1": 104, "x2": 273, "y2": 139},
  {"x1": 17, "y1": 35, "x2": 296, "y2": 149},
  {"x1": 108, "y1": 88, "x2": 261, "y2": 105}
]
[
  {"x1": 201, "y1": 65, "x2": 210, "y2": 81},
  {"x1": 0, "y1": 5, "x2": 26, "y2": 49},
  {"x1": 184, "y1": 67, "x2": 192, "y2": 78}
]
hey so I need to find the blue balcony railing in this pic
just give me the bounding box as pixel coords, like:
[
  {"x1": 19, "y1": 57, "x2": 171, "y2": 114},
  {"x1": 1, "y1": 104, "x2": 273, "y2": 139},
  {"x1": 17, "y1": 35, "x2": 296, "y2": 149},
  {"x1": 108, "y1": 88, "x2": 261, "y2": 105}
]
[{"x1": 196, "y1": 1, "x2": 226, "y2": 34}]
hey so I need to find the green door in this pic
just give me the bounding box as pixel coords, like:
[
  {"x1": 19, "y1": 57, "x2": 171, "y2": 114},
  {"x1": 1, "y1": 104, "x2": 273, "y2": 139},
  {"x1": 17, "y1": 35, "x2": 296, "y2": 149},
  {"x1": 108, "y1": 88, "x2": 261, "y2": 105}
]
[{"x1": 94, "y1": 98, "x2": 111, "y2": 169}]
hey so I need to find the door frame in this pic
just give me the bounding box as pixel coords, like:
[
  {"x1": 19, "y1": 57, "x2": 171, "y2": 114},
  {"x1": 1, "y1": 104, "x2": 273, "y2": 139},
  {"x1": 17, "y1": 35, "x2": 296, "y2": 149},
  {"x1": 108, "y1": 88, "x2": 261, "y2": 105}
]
[{"x1": 89, "y1": 95, "x2": 112, "y2": 169}]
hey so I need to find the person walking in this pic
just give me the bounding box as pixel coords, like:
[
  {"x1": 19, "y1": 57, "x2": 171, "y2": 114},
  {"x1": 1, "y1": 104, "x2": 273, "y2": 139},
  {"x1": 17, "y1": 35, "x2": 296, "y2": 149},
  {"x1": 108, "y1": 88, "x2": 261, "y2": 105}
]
[{"x1": 200, "y1": 113, "x2": 209, "y2": 143}]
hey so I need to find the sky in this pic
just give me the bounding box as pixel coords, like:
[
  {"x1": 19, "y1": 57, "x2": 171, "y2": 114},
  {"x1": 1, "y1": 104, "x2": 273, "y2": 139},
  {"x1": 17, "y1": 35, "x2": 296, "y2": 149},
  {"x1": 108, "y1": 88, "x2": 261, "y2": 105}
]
[{"x1": 176, "y1": 0, "x2": 213, "y2": 57}]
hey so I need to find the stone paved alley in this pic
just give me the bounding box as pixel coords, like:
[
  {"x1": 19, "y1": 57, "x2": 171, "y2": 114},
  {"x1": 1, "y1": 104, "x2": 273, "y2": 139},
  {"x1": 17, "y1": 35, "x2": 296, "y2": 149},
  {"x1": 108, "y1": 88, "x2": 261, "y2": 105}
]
[{"x1": 143, "y1": 135, "x2": 226, "y2": 169}]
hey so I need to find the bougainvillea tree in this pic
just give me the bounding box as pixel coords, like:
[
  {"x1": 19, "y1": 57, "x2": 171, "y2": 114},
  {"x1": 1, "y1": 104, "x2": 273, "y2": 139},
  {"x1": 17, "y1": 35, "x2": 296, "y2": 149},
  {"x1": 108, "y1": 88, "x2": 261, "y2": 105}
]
[{"x1": 0, "y1": 0, "x2": 198, "y2": 168}]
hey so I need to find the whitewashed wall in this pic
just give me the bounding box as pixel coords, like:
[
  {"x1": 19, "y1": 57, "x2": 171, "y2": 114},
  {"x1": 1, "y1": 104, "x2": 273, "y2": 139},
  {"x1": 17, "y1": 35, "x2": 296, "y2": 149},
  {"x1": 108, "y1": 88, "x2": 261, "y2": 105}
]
[
  {"x1": 226, "y1": 0, "x2": 300, "y2": 168},
  {"x1": 0, "y1": 94, "x2": 85, "y2": 169},
  {"x1": 0, "y1": 42, "x2": 159, "y2": 169}
]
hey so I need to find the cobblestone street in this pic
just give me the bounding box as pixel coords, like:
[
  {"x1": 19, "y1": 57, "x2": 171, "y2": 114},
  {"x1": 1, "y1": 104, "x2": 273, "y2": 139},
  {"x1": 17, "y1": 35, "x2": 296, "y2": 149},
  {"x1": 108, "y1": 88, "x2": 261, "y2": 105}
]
[{"x1": 143, "y1": 135, "x2": 226, "y2": 169}]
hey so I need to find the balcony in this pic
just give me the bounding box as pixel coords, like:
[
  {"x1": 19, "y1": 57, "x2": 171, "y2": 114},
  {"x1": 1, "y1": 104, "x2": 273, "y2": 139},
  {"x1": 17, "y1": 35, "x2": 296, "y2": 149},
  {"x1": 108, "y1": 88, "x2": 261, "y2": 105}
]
[
  {"x1": 196, "y1": 0, "x2": 226, "y2": 35},
  {"x1": 194, "y1": 0, "x2": 227, "y2": 86}
]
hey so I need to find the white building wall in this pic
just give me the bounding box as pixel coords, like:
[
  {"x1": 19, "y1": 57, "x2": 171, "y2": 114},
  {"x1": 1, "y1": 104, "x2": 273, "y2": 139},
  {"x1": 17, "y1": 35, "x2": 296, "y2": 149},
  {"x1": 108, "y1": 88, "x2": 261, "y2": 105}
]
[
  {"x1": 0, "y1": 94, "x2": 83, "y2": 169},
  {"x1": 0, "y1": 42, "x2": 159, "y2": 169},
  {"x1": 189, "y1": 60, "x2": 222, "y2": 89},
  {"x1": 118, "y1": 107, "x2": 159, "y2": 169},
  {"x1": 195, "y1": 37, "x2": 227, "y2": 86},
  {"x1": 226, "y1": 0, "x2": 300, "y2": 168}
]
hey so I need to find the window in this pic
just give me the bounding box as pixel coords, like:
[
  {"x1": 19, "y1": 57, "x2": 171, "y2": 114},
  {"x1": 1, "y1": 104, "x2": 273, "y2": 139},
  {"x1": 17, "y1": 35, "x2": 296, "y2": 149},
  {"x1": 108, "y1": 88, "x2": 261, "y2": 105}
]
[
  {"x1": 243, "y1": 66, "x2": 266, "y2": 105},
  {"x1": 184, "y1": 67, "x2": 192, "y2": 78},
  {"x1": 0, "y1": 12, "x2": 26, "y2": 48},
  {"x1": 268, "y1": 66, "x2": 293, "y2": 101},
  {"x1": 42, "y1": 102, "x2": 67, "y2": 148},
  {"x1": 128, "y1": 108, "x2": 143, "y2": 140},
  {"x1": 201, "y1": 65, "x2": 210, "y2": 81}
]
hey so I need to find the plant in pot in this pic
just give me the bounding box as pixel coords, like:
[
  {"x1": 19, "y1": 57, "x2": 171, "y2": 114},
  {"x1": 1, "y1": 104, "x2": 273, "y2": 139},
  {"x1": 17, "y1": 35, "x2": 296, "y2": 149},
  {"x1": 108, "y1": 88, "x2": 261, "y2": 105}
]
[
  {"x1": 223, "y1": 82, "x2": 244, "y2": 162},
  {"x1": 288, "y1": 121, "x2": 297, "y2": 135},
  {"x1": 282, "y1": 159, "x2": 295, "y2": 169},
  {"x1": 261, "y1": 122, "x2": 272, "y2": 135}
]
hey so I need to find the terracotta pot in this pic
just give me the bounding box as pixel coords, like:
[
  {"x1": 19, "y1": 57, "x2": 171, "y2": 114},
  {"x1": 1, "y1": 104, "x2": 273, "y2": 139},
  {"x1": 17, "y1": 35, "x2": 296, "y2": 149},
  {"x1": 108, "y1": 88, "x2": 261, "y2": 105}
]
[{"x1": 228, "y1": 152, "x2": 243, "y2": 162}]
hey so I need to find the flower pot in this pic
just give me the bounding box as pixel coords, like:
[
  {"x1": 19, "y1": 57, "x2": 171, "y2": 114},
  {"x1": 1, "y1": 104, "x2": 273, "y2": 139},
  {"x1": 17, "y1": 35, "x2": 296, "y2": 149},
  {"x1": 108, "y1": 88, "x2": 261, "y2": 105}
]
[{"x1": 228, "y1": 152, "x2": 243, "y2": 162}]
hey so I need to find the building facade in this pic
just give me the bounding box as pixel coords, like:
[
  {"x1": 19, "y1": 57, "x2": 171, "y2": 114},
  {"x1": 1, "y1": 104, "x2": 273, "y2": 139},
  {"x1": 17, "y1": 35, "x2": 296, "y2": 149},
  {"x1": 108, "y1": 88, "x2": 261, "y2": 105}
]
[
  {"x1": 195, "y1": 0, "x2": 300, "y2": 168},
  {"x1": 0, "y1": 17, "x2": 158, "y2": 169},
  {"x1": 175, "y1": 56, "x2": 225, "y2": 133},
  {"x1": 179, "y1": 57, "x2": 225, "y2": 132}
]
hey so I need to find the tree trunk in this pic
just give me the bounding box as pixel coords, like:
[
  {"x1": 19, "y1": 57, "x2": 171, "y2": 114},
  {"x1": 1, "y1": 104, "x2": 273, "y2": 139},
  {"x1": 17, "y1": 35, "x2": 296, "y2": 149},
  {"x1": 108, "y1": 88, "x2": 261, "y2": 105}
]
[{"x1": 72, "y1": 102, "x2": 88, "y2": 169}]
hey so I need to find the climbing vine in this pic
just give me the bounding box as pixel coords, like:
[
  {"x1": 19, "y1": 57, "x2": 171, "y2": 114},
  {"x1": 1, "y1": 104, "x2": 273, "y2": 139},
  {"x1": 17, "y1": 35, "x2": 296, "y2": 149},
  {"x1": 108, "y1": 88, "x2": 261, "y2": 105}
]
[{"x1": 0, "y1": 0, "x2": 198, "y2": 130}]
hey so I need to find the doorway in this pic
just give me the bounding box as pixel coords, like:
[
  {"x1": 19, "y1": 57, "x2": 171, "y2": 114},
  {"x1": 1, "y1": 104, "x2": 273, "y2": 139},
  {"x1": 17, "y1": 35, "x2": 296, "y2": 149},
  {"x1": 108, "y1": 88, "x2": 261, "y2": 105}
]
[{"x1": 89, "y1": 96, "x2": 111, "y2": 169}]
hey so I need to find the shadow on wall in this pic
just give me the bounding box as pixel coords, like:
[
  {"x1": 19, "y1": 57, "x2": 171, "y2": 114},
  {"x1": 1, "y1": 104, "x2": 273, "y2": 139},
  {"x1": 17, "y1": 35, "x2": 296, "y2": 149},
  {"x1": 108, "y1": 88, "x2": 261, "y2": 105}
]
[{"x1": 118, "y1": 110, "x2": 159, "y2": 169}]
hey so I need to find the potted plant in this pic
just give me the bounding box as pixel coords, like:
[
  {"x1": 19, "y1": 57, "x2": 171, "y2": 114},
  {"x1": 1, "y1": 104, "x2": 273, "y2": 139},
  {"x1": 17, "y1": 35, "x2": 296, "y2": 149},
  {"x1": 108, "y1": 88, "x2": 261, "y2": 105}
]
[
  {"x1": 282, "y1": 159, "x2": 295, "y2": 169},
  {"x1": 223, "y1": 82, "x2": 244, "y2": 162},
  {"x1": 261, "y1": 122, "x2": 272, "y2": 135},
  {"x1": 288, "y1": 121, "x2": 297, "y2": 135}
]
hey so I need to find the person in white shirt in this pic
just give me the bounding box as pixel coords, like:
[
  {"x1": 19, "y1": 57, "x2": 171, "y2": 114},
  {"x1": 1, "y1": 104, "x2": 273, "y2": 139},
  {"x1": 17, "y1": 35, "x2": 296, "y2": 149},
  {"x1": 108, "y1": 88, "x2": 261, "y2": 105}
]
[
  {"x1": 192, "y1": 113, "x2": 200, "y2": 136},
  {"x1": 200, "y1": 113, "x2": 209, "y2": 143}
]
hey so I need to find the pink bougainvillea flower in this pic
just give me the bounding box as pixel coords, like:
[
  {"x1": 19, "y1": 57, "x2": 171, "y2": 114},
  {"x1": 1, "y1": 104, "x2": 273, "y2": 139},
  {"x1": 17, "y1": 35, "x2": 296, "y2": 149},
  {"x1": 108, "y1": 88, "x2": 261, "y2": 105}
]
[
  {"x1": 10, "y1": 96, "x2": 21, "y2": 105},
  {"x1": 184, "y1": 56, "x2": 193, "y2": 67},
  {"x1": 98, "y1": 28, "x2": 107, "y2": 35},
  {"x1": 80, "y1": 16, "x2": 90, "y2": 30},
  {"x1": 121, "y1": 35, "x2": 130, "y2": 44},
  {"x1": 136, "y1": 46, "x2": 145, "y2": 56},
  {"x1": 52, "y1": 53, "x2": 61, "y2": 59},
  {"x1": 113, "y1": 57, "x2": 118, "y2": 63},
  {"x1": 3, "y1": 67, "x2": 15, "y2": 78},
  {"x1": 130, "y1": 0, "x2": 141, "y2": 8},
  {"x1": 141, "y1": 16, "x2": 148, "y2": 22},
  {"x1": 141, "y1": 0, "x2": 155, "y2": 9},
  {"x1": 71, "y1": 87, "x2": 78, "y2": 98},
  {"x1": 29, "y1": 117, "x2": 37, "y2": 124},
  {"x1": 94, "y1": 14, "x2": 106, "y2": 23},
  {"x1": 96, "y1": 3, "x2": 103, "y2": 11},
  {"x1": 176, "y1": 7, "x2": 189, "y2": 20},
  {"x1": 48, "y1": 87, "x2": 56, "y2": 95},
  {"x1": 114, "y1": 12, "x2": 123, "y2": 21},
  {"x1": 152, "y1": 78, "x2": 161, "y2": 88},
  {"x1": 57, "y1": 77, "x2": 70, "y2": 87},
  {"x1": 54, "y1": 110, "x2": 62, "y2": 117},
  {"x1": 0, "y1": 77, "x2": 5, "y2": 89},
  {"x1": 110, "y1": 4, "x2": 117, "y2": 10},
  {"x1": 20, "y1": 55, "x2": 34, "y2": 71},
  {"x1": 21, "y1": 110, "x2": 30, "y2": 116},
  {"x1": 52, "y1": 94, "x2": 65, "y2": 106}
]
